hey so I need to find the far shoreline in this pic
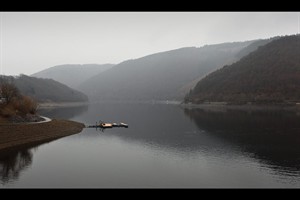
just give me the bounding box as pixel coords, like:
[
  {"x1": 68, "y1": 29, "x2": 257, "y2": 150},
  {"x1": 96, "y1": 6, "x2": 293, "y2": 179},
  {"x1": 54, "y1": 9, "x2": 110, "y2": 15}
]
[
  {"x1": 179, "y1": 102, "x2": 300, "y2": 112},
  {"x1": 38, "y1": 101, "x2": 89, "y2": 108},
  {"x1": 38, "y1": 100, "x2": 300, "y2": 112}
]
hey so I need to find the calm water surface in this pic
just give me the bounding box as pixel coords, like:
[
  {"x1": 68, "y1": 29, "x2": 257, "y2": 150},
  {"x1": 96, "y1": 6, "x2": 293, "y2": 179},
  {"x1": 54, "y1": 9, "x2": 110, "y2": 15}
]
[{"x1": 1, "y1": 102, "x2": 300, "y2": 188}]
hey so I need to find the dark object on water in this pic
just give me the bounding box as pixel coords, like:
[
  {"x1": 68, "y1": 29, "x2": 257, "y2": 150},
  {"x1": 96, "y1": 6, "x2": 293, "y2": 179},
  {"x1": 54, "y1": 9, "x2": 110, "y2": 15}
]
[
  {"x1": 87, "y1": 121, "x2": 128, "y2": 129},
  {"x1": 119, "y1": 122, "x2": 129, "y2": 128}
]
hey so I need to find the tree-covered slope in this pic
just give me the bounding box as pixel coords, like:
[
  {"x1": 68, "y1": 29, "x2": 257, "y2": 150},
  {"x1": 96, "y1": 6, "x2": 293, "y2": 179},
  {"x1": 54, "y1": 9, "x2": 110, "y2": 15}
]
[
  {"x1": 79, "y1": 41, "x2": 253, "y2": 101},
  {"x1": 187, "y1": 35, "x2": 300, "y2": 104},
  {"x1": 32, "y1": 64, "x2": 113, "y2": 89},
  {"x1": 1, "y1": 75, "x2": 88, "y2": 103}
]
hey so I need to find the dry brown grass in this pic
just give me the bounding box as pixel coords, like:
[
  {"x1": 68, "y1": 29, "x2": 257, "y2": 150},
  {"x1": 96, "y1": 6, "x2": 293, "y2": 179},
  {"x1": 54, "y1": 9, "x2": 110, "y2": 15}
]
[
  {"x1": 13, "y1": 96, "x2": 38, "y2": 115},
  {"x1": 0, "y1": 95, "x2": 38, "y2": 119},
  {"x1": 0, "y1": 103, "x2": 16, "y2": 118}
]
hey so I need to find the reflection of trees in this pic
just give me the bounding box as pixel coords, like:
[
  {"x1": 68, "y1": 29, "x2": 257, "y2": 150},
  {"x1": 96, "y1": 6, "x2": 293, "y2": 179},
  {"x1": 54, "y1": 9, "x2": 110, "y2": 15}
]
[
  {"x1": 0, "y1": 149, "x2": 33, "y2": 185},
  {"x1": 100, "y1": 103, "x2": 224, "y2": 153},
  {"x1": 184, "y1": 107, "x2": 300, "y2": 175}
]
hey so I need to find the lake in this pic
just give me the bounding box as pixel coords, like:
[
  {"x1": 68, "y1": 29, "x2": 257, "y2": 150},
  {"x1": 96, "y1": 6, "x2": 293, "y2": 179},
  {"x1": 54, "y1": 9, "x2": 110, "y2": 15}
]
[{"x1": 1, "y1": 102, "x2": 300, "y2": 188}]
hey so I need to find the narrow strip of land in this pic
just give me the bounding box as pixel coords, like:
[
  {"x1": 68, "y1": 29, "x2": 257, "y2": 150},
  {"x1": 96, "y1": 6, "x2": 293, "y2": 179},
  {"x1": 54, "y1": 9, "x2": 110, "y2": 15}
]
[{"x1": 0, "y1": 119, "x2": 85, "y2": 152}]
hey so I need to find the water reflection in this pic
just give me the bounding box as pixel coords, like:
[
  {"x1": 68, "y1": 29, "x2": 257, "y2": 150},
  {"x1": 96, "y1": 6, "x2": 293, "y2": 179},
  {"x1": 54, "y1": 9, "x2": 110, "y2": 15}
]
[
  {"x1": 0, "y1": 105, "x2": 88, "y2": 185},
  {"x1": 3, "y1": 103, "x2": 300, "y2": 187},
  {"x1": 0, "y1": 148, "x2": 34, "y2": 185},
  {"x1": 82, "y1": 103, "x2": 233, "y2": 157},
  {"x1": 184, "y1": 107, "x2": 300, "y2": 176}
]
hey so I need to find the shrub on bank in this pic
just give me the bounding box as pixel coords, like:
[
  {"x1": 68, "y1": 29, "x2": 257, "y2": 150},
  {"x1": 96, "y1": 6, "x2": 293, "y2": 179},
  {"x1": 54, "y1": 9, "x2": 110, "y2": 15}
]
[
  {"x1": 0, "y1": 95, "x2": 38, "y2": 118},
  {"x1": 1, "y1": 82, "x2": 38, "y2": 119}
]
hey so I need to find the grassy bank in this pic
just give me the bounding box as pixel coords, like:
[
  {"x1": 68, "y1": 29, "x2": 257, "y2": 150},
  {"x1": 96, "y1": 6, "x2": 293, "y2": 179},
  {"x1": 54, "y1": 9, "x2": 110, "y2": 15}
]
[{"x1": 0, "y1": 119, "x2": 85, "y2": 152}]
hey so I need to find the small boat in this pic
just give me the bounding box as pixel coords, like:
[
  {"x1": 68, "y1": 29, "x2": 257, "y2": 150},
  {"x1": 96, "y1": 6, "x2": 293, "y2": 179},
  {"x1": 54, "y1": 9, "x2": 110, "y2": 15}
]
[{"x1": 99, "y1": 123, "x2": 113, "y2": 128}]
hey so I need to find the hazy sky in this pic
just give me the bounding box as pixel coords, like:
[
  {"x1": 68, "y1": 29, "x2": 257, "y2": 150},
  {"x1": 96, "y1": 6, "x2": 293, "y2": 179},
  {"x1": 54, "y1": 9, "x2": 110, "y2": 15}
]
[{"x1": 0, "y1": 12, "x2": 299, "y2": 76}]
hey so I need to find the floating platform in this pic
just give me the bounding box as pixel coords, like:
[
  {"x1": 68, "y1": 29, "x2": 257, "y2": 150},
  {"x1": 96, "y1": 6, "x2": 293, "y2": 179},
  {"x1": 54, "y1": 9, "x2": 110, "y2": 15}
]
[{"x1": 87, "y1": 122, "x2": 128, "y2": 129}]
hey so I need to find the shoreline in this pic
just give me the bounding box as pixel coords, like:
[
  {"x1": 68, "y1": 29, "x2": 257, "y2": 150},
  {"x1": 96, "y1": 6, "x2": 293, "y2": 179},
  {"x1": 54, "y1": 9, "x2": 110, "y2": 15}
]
[
  {"x1": 179, "y1": 102, "x2": 300, "y2": 112},
  {"x1": 38, "y1": 101, "x2": 89, "y2": 108},
  {"x1": 0, "y1": 119, "x2": 85, "y2": 153}
]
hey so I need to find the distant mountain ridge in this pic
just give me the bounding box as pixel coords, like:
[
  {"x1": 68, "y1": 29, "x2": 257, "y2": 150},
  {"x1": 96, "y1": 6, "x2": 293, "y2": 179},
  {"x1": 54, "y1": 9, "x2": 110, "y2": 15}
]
[
  {"x1": 32, "y1": 64, "x2": 114, "y2": 89},
  {"x1": 79, "y1": 41, "x2": 256, "y2": 101},
  {"x1": 1, "y1": 75, "x2": 88, "y2": 103},
  {"x1": 186, "y1": 35, "x2": 300, "y2": 104}
]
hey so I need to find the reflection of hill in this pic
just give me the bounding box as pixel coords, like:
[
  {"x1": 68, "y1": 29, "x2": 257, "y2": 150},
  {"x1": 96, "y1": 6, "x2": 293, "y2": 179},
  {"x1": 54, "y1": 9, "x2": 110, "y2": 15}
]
[
  {"x1": 38, "y1": 105, "x2": 88, "y2": 120},
  {"x1": 0, "y1": 105, "x2": 87, "y2": 185},
  {"x1": 184, "y1": 107, "x2": 300, "y2": 174},
  {"x1": 0, "y1": 148, "x2": 33, "y2": 185},
  {"x1": 86, "y1": 103, "x2": 224, "y2": 154},
  {"x1": 0, "y1": 136, "x2": 71, "y2": 185}
]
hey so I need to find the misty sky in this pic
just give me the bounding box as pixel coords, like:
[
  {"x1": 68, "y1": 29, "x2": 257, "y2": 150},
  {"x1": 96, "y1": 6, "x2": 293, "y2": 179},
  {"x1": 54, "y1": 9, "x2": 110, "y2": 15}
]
[{"x1": 0, "y1": 12, "x2": 299, "y2": 76}]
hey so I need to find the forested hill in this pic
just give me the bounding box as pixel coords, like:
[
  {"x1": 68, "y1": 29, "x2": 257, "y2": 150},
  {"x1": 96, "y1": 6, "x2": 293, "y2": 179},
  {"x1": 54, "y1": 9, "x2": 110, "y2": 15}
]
[
  {"x1": 186, "y1": 35, "x2": 300, "y2": 104},
  {"x1": 1, "y1": 75, "x2": 88, "y2": 103},
  {"x1": 32, "y1": 64, "x2": 114, "y2": 89},
  {"x1": 79, "y1": 41, "x2": 254, "y2": 101}
]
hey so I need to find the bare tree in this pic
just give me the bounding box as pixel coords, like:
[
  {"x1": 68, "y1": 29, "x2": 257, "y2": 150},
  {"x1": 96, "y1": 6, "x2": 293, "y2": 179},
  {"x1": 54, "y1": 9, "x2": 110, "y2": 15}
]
[{"x1": 0, "y1": 82, "x2": 21, "y2": 104}]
